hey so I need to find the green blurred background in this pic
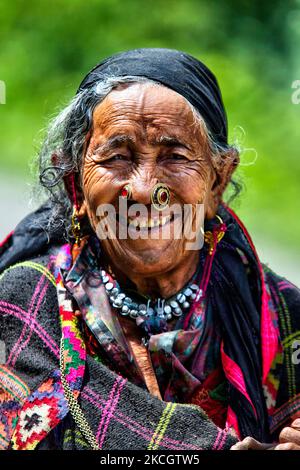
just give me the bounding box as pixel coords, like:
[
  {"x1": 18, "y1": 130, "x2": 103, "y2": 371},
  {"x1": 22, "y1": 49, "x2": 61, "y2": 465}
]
[{"x1": 0, "y1": 0, "x2": 299, "y2": 282}]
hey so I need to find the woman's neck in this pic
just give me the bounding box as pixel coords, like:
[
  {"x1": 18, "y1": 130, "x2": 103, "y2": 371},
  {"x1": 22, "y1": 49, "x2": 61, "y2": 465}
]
[{"x1": 103, "y1": 251, "x2": 200, "y2": 299}]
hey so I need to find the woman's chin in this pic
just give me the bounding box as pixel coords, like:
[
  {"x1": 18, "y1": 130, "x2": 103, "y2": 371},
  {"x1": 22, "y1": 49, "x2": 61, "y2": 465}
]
[{"x1": 110, "y1": 241, "x2": 182, "y2": 275}]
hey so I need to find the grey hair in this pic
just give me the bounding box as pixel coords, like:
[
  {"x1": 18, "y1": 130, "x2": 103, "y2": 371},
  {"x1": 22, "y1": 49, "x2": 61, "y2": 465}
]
[{"x1": 37, "y1": 75, "x2": 241, "y2": 239}]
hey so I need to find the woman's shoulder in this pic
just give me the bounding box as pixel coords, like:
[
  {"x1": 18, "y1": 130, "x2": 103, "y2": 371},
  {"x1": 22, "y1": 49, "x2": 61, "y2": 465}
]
[
  {"x1": 263, "y1": 264, "x2": 300, "y2": 298},
  {"x1": 0, "y1": 251, "x2": 57, "y2": 306},
  {"x1": 0, "y1": 251, "x2": 61, "y2": 380},
  {"x1": 263, "y1": 263, "x2": 300, "y2": 326}
]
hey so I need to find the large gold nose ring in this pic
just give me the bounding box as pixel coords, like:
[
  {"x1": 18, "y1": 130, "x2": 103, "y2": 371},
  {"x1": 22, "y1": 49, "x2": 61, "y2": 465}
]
[{"x1": 151, "y1": 183, "x2": 170, "y2": 211}]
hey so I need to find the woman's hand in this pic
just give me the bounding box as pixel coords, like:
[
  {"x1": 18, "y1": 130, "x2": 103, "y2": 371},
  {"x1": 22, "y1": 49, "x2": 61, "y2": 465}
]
[
  {"x1": 274, "y1": 418, "x2": 300, "y2": 450},
  {"x1": 230, "y1": 418, "x2": 300, "y2": 450}
]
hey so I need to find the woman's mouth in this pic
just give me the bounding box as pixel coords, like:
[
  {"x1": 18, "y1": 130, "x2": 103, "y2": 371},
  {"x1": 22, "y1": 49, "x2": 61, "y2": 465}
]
[{"x1": 117, "y1": 213, "x2": 176, "y2": 231}]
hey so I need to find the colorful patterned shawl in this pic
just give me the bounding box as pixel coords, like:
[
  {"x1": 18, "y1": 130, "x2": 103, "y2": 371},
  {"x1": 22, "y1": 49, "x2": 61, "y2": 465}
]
[{"x1": 0, "y1": 202, "x2": 300, "y2": 449}]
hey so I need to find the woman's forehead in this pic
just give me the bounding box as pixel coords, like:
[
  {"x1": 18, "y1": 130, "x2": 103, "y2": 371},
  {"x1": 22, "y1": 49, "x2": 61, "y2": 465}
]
[{"x1": 91, "y1": 83, "x2": 198, "y2": 134}]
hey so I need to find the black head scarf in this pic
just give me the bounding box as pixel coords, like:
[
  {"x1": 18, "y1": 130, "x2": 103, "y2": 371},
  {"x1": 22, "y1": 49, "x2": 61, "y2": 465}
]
[{"x1": 77, "y1": 48, "x2": 228, "y2": 145}]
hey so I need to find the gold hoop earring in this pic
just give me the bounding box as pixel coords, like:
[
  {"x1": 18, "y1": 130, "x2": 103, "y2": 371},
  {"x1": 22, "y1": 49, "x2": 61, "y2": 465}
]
[
  {"x1": 202, "y1": 214, "x2": 225, "y2": 255},
  {"x1": 71, "y1": 206, "x2": 81, "y2": 245},
  {"x1": 215, "y1": 214, "x2": 224, "y2": 226}
]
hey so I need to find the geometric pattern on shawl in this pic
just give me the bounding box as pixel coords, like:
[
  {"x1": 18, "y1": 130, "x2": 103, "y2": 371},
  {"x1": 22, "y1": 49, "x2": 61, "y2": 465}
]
[{"x1": 0, "y1": 255, "x2": 237, "y2": 450}]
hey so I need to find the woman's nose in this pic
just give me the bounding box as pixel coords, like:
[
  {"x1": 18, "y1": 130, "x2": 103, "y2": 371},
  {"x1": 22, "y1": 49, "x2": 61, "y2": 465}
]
[{"x1": 130, "y1": 172, "x2": 158, "y2": 205}]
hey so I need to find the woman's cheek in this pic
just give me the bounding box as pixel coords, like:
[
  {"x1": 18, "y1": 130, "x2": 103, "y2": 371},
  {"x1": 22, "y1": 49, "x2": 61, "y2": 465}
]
[
  {"x1": 82, "y1": 170, "x2": 105, "y2": 227},
  {"x1": 168, "y1": 165, "x2": 210, "y2": 205},
  {"x1": 83, "y1": 164, "x2": 113, "y2": 203},
  {"x1": 180, "y1": 179, "x2": 209, "y2": 205}
]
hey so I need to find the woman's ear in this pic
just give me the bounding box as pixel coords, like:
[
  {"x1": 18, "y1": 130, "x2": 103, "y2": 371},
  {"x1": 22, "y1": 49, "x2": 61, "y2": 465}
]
[
  {"x1": 77, "y1": 200, "x2": 87, "y2": 218},
  {"x1": 206, "y1": 149, "x2": 239, "y2": 219},
  {"x1": 62, "y1": 172, "x2": 87, "y2": 218}
]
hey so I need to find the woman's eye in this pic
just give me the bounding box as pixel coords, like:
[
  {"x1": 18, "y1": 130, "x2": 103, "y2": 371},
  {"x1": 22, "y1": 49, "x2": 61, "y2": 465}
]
[
  {"x1": 170, "y1": 153, "x2": 188, "y2": 161},
  {"x1": 109, "y1": 154, "x2": 128, "y2": 161}
]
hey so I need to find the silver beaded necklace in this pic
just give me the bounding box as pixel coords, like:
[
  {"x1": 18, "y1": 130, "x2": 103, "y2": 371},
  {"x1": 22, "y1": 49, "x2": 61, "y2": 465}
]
[{"x1": 100, "y1": 268, "x2": 203, "y2": 323}]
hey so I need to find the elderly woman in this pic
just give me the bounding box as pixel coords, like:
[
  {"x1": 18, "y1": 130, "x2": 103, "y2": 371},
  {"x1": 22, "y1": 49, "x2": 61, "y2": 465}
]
[{"x1": 0, "y1": 48, "x2": 300, "y2": 451}]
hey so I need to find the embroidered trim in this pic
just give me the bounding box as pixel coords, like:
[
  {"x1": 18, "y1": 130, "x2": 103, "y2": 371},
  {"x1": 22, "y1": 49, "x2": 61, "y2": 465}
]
[
  {"x1": 269, "y1": 392, "x2": 300, "y2": 433},
  {"x1": 60, "y1": 338, "x2": 100, "y2": 450},
  {"x1": 0, "y1": 365, "x2": 30, "y2": 403},
  {"x1": 11, "y1": 371, "x2": 68, "y2": 450}
]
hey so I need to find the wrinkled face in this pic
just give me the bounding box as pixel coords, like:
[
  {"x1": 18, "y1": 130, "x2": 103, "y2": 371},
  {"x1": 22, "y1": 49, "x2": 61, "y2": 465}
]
[{"x1": 81, "y1": 83, "x2": 227, "y2": 276}]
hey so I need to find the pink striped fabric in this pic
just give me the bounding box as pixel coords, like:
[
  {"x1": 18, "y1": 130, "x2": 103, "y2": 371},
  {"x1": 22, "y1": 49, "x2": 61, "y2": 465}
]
[
  {"x1": 221, "y1": 342, "x2": 257, "y2": 417},
  {"x1": 223, "y1": 205, "x2": 279, "y2": 385}
]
